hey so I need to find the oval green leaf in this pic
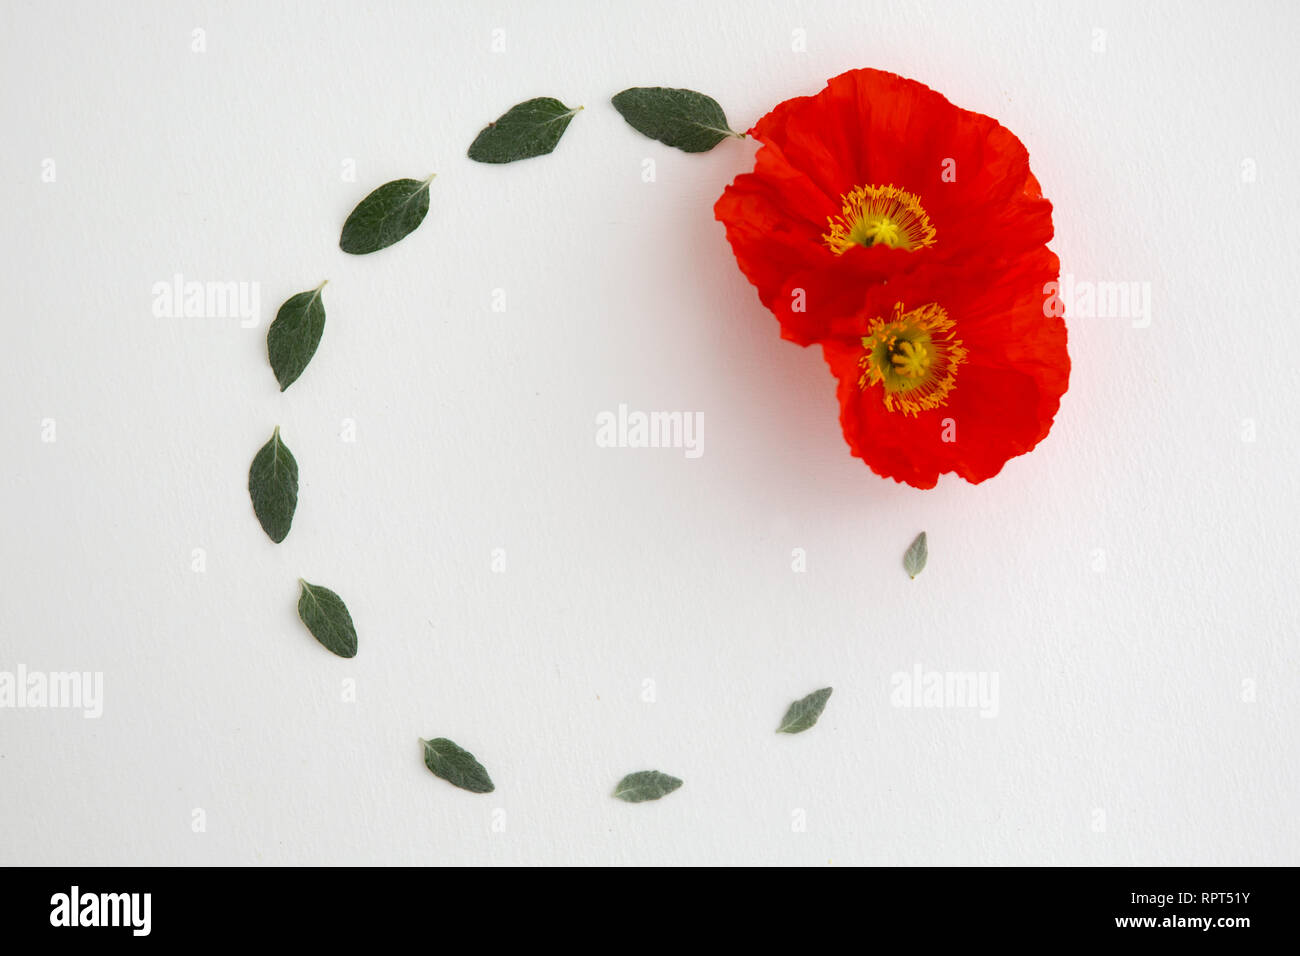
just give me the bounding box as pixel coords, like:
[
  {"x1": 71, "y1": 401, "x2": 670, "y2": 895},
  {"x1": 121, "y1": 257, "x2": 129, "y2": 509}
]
[
  {"x1": 777, "y1": 687, "x2": 833, "y2": 734},
  {"x1": 613, "y1": 770, "x2": 683, "y2": 803},
  {"x1": 296, "y1": 579, "x2": 358, "y2": 658},
  {"x1": 468, "y1": 97, "x2": 582, "y2": 164},
  {"x1": 904, "y1": 531, "x2": 928, "y2": 580},
  {"x1": 611, "y1": 87, "x2": 741, "y2": 153},
  {"x1": 266, "y1": 281, "x2": 327, "y2": 391},
  {"x1": 248, "y1": 426, "x2": 297, "y2": 543},
  {"x1": 421, "y1": 737, "x2": 495, "y2": 793},
  {"x1": 339, "y1": 176, "x2": 434, "y2": 255}
]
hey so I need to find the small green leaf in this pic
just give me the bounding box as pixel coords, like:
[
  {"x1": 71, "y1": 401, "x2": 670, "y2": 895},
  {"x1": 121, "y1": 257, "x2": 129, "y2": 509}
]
[
  {"x1": 296, "y1": 579, "x2": 358, "y2": 658},
  {"x1": 421, "y1": 737, "x2": 495, "y2": 793},
  {"x1": 777, "y1": 687, "x2": 833, "y2": 734},
  {"x1": 339, "y1": 176, "x2": 434, "y2": 254},
  {"x1": 266, "y1": 281, "x2": 327, "y2": 391},
  {"x1": 611, "y1": 87, "x2": 742, "y2": 153},
  {"x1": 612, "y1": 770, "x2": 683, "y2": 803},
  {"x1": 904, "y1": 531, "x2": 928, "y2": 580},
  {"x1": 248, "y1": 426, "x2": 297, "y2": 543},
  {"x1": 468, "y1": 97, "x2": 582, "y2": 164}
]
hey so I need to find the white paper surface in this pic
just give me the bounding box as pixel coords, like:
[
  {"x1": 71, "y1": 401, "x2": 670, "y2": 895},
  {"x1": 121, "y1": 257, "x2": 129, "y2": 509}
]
[{"x1": 1, "y1": 0, "x2": 1297, "y2": 866}]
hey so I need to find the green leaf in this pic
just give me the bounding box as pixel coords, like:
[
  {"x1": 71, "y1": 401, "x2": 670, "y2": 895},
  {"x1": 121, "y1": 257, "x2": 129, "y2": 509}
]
[
  {"x1": 611, "y1": 87, "x2": 742, "y2": 153},
  {"x1": 421, "y1": 737, "x2": 495, "y2": 793},
  {"x1": 339, "y1": 176, "x2": 434, "y2": 254},
  {"x1": 266, "y1": 281, "x2": 327, "y2": 391},
  {"x1": 904, "y1": 531, "x2": 928, "y2": 580},
  {"x1": 468, "y1": 97, "x2": 582, "y2": 164},
  {"x1": 612, "y1": 770, "x2": 683, "y2": 803},
  {"x1": 248, "y1": 426, "x2": 298, "y2": 543},
  {"x1": 296, "y1": 579, "x2": 358, "y2": 658},
  {"x1": 777, "y1": 687, "x2": 833, "y2": 734}
]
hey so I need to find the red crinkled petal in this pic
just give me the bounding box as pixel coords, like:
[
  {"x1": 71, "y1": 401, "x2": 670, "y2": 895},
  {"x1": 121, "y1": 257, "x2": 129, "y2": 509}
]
[
  {"x1": 754, "y1": 69, "x2": 1043, "y2": 224},
  {"x1": 715, "y1": 68, "x2": 1054, "y2": 345}
]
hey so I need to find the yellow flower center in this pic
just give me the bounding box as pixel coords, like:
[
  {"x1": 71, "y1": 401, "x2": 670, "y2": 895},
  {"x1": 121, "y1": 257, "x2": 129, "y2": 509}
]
[
  {"x1": 859, "y1": 302, "x2": 967, "y2": 416},
  {"x1": 824, "y1": 184, "x2": 937, "y2": 255}
]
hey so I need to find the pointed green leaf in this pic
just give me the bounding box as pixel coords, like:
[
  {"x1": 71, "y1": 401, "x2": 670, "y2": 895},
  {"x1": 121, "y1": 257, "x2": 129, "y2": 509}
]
[
  {"x1": 339, "y1": 176, "x2": 434, "y2": 254},
  {"x1": 611, "y1": 87, "x2": 742, "y2": 153},
  {"x1": 468, "y1": 97, "x2": 582, "y2": 164},
  {"x1": 248, "y1": 426, "x2": 297, "y2": 543},
  {"x1": 612, "y1": 770, "x2": 683, "y2": 803},
  {"x1": 296, "y1": 579, "x2": 358, "y2": 658},
  {"x1": 777, "y1": 687, "x2": 833, "y2": 734},
  {"x1": 904, "y1": 531, "x2": 928, "y2": 579},
  {"x1": 266, "y1": 281, "x2": 327, "y2": 391},
  {"x1": 421, "y1": 737, "x2": 495, "y2": 793}
]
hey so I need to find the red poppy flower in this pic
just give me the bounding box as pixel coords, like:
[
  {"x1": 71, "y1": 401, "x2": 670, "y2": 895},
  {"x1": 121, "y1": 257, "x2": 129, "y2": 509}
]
[
  {"x1": 820, "y1": 246, "x2": 1068, "y2": 487},
  {"x1": 715, "y1": 68, "x2": 1055, "y2": 346},
  {"x1": 714, "y1": 68, "x2": 1069, "y2": 487}
]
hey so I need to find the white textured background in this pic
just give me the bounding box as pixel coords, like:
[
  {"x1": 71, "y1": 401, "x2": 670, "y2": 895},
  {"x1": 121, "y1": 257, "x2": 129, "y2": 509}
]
[{"x1": 1, "y1": 0, "x2": 1297, "y2": 866}]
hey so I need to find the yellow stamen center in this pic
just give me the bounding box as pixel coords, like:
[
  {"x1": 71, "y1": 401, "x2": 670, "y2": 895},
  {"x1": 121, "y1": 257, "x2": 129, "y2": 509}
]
[
  {"x1": 824, "y1": 184, "x2": 937, "y2": 255},
  {"x1": 859, "y1": 302, "x2": 967, "y2": 416}
]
